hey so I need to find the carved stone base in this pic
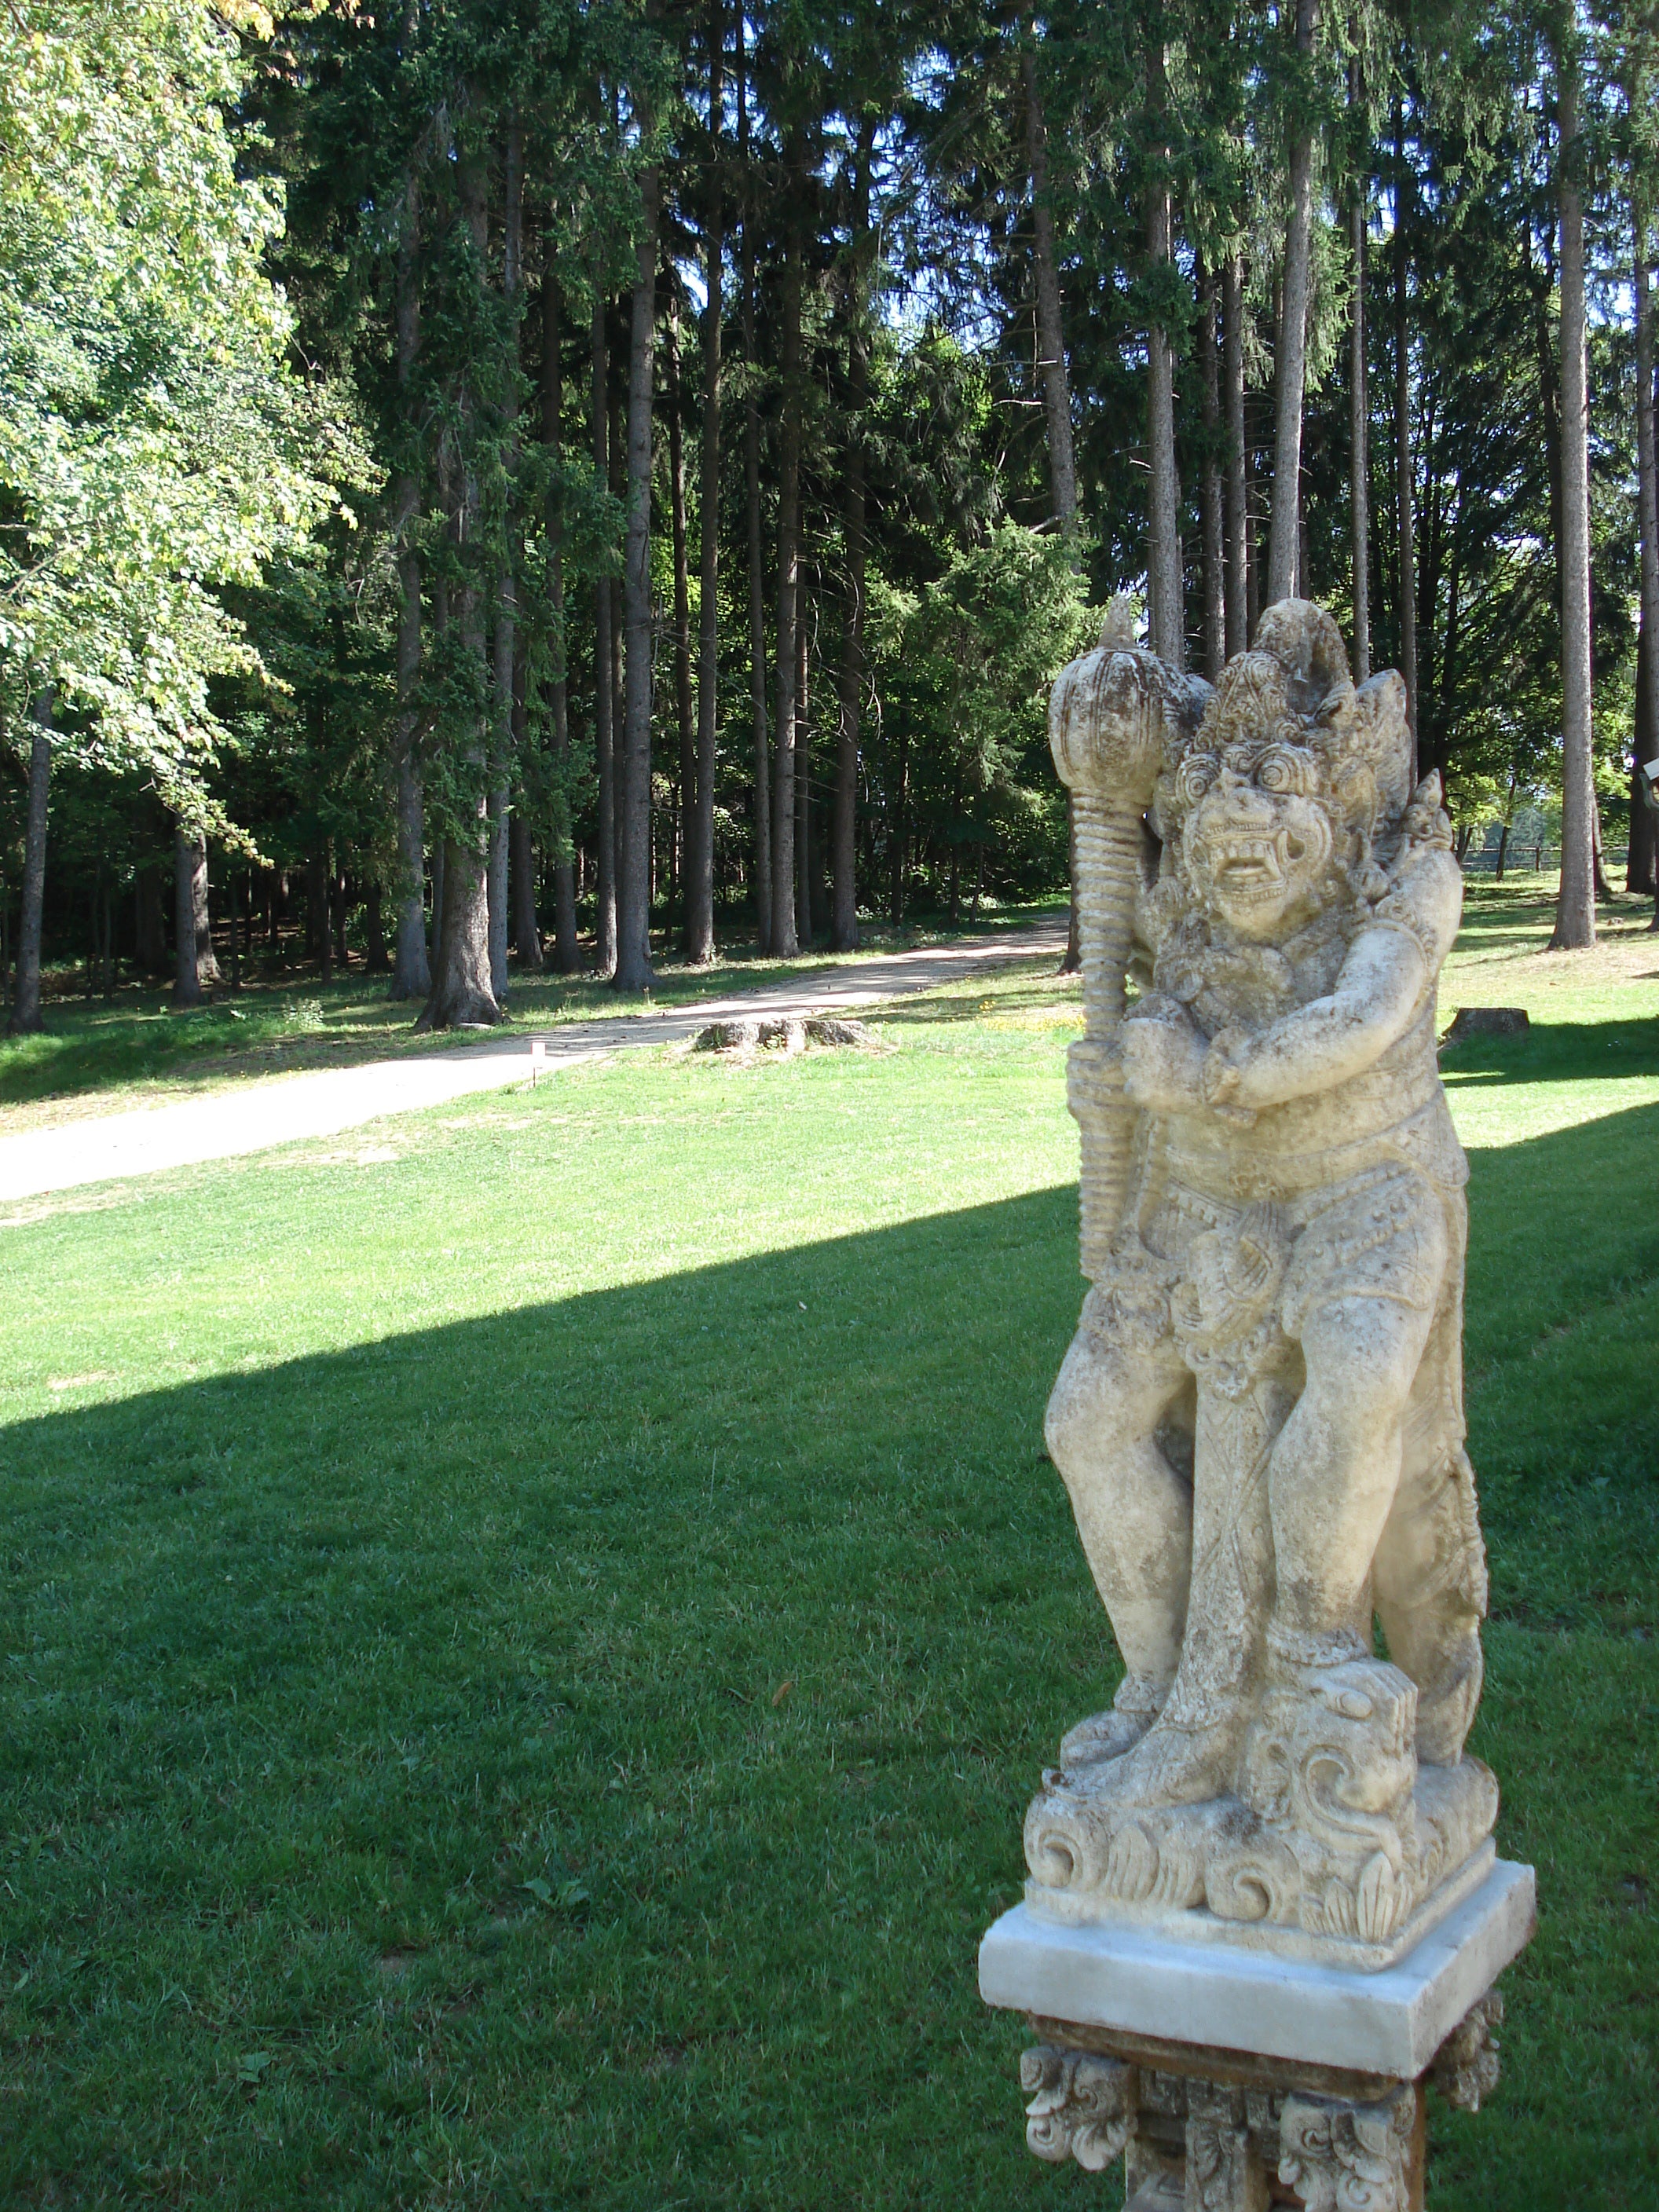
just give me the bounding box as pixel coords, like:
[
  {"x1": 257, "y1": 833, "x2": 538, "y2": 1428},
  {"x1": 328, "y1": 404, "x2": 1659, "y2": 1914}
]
[
  {"x1": 983, "y1": 1860, "x2": 1530, "y2": 2207},
  {"x1": 1024, "y1": 1755, "x2": 1500, "y2": 1970}
]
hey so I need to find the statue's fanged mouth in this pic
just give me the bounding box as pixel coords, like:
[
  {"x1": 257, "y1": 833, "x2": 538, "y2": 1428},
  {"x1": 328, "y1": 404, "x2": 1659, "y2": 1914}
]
[{"x1": 1209, "y1": 832, "x2": 1305, "y2": 901}]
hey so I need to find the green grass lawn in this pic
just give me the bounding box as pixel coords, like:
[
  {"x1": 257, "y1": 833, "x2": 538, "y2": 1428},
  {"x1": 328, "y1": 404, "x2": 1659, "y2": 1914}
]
[
  {"x1": 0, "y1": 899, "x2": 1065, "y2": 1121},
  {"x1": 1, "y1": 893, "x2": 1656, "y2": 2209}
]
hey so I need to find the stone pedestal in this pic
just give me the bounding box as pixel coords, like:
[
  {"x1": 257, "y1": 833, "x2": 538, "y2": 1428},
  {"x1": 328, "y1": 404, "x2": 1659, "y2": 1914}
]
[{"x1": 980, "y1": 1859, "x2": 1533, "y2": 2209}]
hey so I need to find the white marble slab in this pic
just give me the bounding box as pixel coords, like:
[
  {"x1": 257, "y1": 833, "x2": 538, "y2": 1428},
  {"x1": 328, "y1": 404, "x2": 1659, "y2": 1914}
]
[{"x1": 980, "y1": 1858, "x2": 1535, "y2": 2078}]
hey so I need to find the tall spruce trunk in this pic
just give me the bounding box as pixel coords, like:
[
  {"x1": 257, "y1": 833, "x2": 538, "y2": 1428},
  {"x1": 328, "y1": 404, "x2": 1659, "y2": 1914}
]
[
  {"x1": 1024, "y1": 40, "x2": 1078, "y2": 529},
  {"x1": 8, "y1": 695, "x2": 51, "y2": 1035},
  {"x1": 1393, "y1": 101, "x2": 1419, "y2": 773},
  {"x1": 1223, "y1": 257, "x2": 1249, "y2": 654},
  {"x1": 510, "y1": 630, "x2": 542, "y2": 969},
  {"x1": 1199, "y1": 266, "x2": 1225, "y2": 680},
  {"x1": 1629, "y1": 191, "x2": 1659, "y2": 901},
  {"x1": 614, "y1": 158, "x2": 661, "y2": 991},
  {"x1": 1267, "y1": 0, "x2": 1320, "y2": 602},
  {"x1": 1145, "y1": 42, "x2": 1183, "y2": 667},
  {"x1": 1027, "y1": 36, "x2": 1082, "y2": 970},
  {"x1": 488, "y1": 122, "x2": 523, "y2": 1005},
  {"x1": 687, "y1": 1, "x2": 724, "y2": 966},
  {"x1": 665, "y1": 287, "x2": 695, "y2": 939},
  {"x1": 419, "y1": 154, "x2": 500, "y2": 1031},
  {"x1": 1349, "y1": 61, "x2": 1372, "y2": 680},
  {"x1": 795, "y1": 588, "x2": 812, "y2": 947},
  {"x1": 771, "y1": 184, "x2": 803, "y2": 959},
  {"x1": 391, "y1": 163, "x2": 431, "y2": 1000},
  {"x1": 1551, "y1": 48, "x2": 1596, "y2": 948},
  {"x1": 591, "y1": 296, "x2": 618, "y2": 976},
  {"x1": 738, "y1": 30, "x2": 771, "y2": 950},
  {"x1": 542, "y1": 262, "x2": 580, "y2": 970},
  {"x1": 833, "y1": 119, "x2": 873, "y2": 954}
]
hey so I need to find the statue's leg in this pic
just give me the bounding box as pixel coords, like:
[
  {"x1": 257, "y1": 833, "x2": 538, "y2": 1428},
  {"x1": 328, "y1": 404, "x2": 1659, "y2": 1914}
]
[
  {"x1": 1267, "y1": 1291, "x2": 1437, "y2": 1639},
  {"x1": 1046, "y1": 1313, "x2": 1193, "y2": 1756},
  {"x1": 1374, "y1": 1437, "x2": 1486, "y2": 1764}
]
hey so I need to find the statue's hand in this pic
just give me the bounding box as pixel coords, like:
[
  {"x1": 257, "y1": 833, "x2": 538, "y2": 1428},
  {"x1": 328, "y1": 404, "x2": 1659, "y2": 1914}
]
[
  {"x1": 1201, "y1": 1028, "x2": 1259, "y2": 1129},
  {"x1": 1121, "y1": 1005, "x2": 1208, "y2": 1113}
]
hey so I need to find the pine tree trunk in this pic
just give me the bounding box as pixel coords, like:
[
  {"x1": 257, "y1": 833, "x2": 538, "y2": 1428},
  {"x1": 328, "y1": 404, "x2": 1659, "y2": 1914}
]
[
  {"x1": 833, "y1": 118, "x2": 871, "y2": 955},
  {"x1": 771, "y1": 178, "x2": 803, "y2": 959},
  {"x1": 1393, "y1": 101, "x2": 1419, "y2": 775},
  {"x1": 419, "y1": 154, "x2": 500, "y2": 1029},
  {"x1": 8, "y1": 696, "x2": 51, "y2": 1035},
  {"x1": 1629, "y1": 191, "x2": 1659, "y2": 897},
  {"x1": 487, "y1": 123, "x2": 523, "y2": 1007},
  {"x1": 738, "y1": 25, "x2": 771, "y2": 953},
  {"x1": 391, "y1": 163, "x2": 430, "y2": 1001},
  {"x1": 1145, "y1": 42, "x2": 1183, "y2": 667},
  {"x1": 795, "y1": 589, "x2": 812, "y2": 947},
  {"x1": 1267, "y1": 0, "x2": 1319, "y2": 603},
  {"x1": 1551, "y1": 47, "x2": 1596, "y2": 949},
  {"x1": 614, "y1": 158, "x2": 661, "y2": 991},
  {"x1": 1024, "y1": 38, "x2": 1077, "y2": 530},
  {"x1": 1026, "y1": 43, "x2": 1083, "y2": 969},
  {"x1": 542, "y1": 261, "x2": 580, "y2": 972},
  {"x1": 1199, "y1": 266, "x2": 1225, "y2": 681},
  {"x1": 1222, "y1": 258, "x2": 1249, "y2": 655},
  {"x1": 511, "y1": 815, "x2": 541, "y2": 967},
  {"x1": 1349, "y1": 63, "x2": 1372, "y2": 681},
  {"x1": 591, "y1": 297, "x2": 618, "y2": 978},
  {"x1": 687, "y1": 2, "x2": 724, "y2": 967},
  {"x1": 665, "y1": 287, "x2": 695, "y2": 943}
]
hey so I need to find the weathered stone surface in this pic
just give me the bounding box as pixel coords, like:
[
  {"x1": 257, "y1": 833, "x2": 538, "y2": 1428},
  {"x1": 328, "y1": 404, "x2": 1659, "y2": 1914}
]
[
  {"x1": 695, "y1": 1013, "x2": 874, "y2": 1054},
  {"x1": 1441, "y1": 1006, "x2": 1529, "y2": 1043},
  {"x1": 804, "y1": 1015, "x2": 875, "y2": 1046},
  {"x1": 980, "y1": 1859, "x2": 1534, "y2": 2077},
  {"x1": 694, "y1": 1019, "x2": 760, "y2": 1051},
  {"x1": 1025, "y1": 599, "x2": 1517, "y2": 1963},
  {"x1": 1428, "y1": 1987, "x2": 1503, "y2": 2111}
]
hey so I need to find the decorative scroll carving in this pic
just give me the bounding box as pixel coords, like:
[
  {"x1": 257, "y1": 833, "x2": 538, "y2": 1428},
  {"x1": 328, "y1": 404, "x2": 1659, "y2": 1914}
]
[
  {"x1": 1020, "y1": 2045, "x2": 1137, "y2": 2171},
  {"x1": 1278, "y1": 2086, "x2": 1415, "y2": 2212},
  {"x1": 1185, "y1": 2082, "x2": 1269, "y2": 2211},
  {"x1": 1430, "y1": 1990, "x2": 1502, "y2": 2112}
]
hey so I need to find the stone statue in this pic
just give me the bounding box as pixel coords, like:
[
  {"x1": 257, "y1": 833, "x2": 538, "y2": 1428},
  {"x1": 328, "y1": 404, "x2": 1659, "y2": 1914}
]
[{"x1": 1029, "y1": 597, "x2": 1496, "y2": 1962}]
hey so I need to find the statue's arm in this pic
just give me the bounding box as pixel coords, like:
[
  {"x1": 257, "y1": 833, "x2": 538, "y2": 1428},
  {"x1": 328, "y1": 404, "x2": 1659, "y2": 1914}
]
[{"x1": 1213, "y1": 850, "x2": 1462, "y2": 1111}]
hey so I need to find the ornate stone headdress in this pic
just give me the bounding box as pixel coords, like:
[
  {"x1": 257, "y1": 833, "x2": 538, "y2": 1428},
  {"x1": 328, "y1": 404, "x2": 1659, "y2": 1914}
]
[{"x1": 1150, "y1": 600, "x2": 1414, "y2": 861}]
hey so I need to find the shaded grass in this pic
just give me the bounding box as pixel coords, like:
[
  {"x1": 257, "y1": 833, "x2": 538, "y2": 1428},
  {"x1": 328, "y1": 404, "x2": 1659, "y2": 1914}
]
[{"x1": 0, "y1": 958, "x2": 1655, "y2": 2208}]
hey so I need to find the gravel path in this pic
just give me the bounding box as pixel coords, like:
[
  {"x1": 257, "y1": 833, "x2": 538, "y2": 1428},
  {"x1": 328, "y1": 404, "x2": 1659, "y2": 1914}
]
[{"x1": 0, "y1": 921, "x2": 1068, "y2": 1203}]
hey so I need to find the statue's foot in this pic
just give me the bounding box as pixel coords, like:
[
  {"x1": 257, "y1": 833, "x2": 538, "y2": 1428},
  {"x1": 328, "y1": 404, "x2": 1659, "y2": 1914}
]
[
  {"x1": 1059, "y1": 1708, "x2": 1149, "y2": 1771},
  {"x1": 1057, "y1": 1672, "x2": 1170, "y2": 1773},
  {"x1": 1091, "y1": 1716, "x2": 1238, "y2": 1808}
]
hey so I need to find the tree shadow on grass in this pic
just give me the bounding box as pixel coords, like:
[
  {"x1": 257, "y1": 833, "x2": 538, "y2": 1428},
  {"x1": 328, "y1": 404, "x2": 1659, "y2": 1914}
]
[
  {"x1": 0, "y1": 1117, "x2": 1656, "y2": 2209},
  {"x1": 1438, "y1": 1015, "x2": 1659, "y2": 1088}
]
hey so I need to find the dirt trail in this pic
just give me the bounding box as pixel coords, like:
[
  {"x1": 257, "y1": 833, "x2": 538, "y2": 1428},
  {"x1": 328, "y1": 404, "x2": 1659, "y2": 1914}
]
[{"x1": 0, "y1": 921, "x2": 1069, "y2": 1203}]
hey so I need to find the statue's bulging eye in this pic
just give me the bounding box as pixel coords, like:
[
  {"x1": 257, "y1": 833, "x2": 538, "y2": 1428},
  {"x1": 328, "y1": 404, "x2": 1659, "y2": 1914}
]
[
  {"x1": 1177, "y1": 755, "x2": 1218, "y2": 809},
  {"x1": 1257, "y1": 745, "x2": 1317, "y2": 797}
]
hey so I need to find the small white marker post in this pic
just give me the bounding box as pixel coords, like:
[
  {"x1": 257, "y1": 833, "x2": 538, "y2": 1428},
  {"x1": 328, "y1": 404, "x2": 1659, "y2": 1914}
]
[{"x1": 530, "y1": 1037, "x2": 545, "y2": 1090}]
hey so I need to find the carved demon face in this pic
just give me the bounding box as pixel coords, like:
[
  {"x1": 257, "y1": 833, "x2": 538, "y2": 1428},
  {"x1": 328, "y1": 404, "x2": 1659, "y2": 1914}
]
[{"x1": 1178, "y1": 742, "x2": 1336, "y2": 942}]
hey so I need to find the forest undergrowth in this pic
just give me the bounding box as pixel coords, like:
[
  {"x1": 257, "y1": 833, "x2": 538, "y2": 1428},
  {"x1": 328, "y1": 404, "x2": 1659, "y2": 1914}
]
[{"x1": 0, "y1": 888, "x2": 1654, "y2": 2209}]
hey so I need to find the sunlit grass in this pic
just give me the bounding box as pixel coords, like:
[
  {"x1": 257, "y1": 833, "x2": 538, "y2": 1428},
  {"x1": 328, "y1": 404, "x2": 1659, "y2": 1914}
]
[
  {"x1": 0, "y1": 900, "x2": 1066, "y2": 1119},
  {"x1": 0, "y1": 906, "x2": 1654, "y2": 2208}
]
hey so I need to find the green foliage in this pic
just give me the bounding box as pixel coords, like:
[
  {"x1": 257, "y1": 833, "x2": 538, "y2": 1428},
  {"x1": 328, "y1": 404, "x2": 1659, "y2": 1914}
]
[{"x1": 0, "y1": 0, "x2": 326, "y2": 821}]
